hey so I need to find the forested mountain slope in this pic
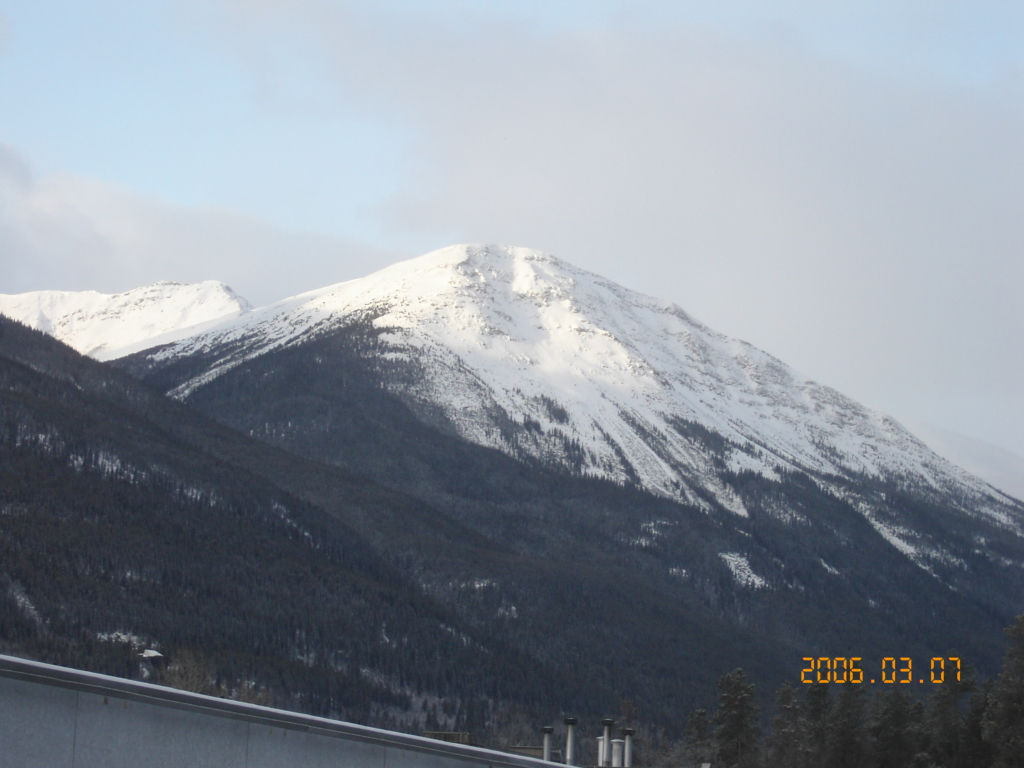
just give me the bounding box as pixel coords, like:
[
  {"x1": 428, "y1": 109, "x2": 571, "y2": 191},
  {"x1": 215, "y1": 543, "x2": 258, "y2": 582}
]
[
  {"x1": 1, "y1": 316, "x2": 593, "y2": 726},
  {"x1": 0, "y1": 316, "x2": 798, "y2": 731},
  {"x1": 118, "y1": 245, "x2": 1018, "y2": 522},
  {"x1": 7, "y1": 233, "x2": 1024, "y2": 735},
  {"x1": 116, "y1": 311, "x2": 1024, "y2": 687}
]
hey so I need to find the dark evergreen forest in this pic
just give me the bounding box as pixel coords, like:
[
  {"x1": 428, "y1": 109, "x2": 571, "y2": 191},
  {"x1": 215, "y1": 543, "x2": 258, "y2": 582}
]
[
  {"x1": 653, "y1": 615, "x2": 1023, "y2": 768},
  {"x1": 3, "y1": 314, "x2": 1023, "y2": 761},
  {"x1": 121, "y1": 317, "x2": 1024, "y2": 674}
]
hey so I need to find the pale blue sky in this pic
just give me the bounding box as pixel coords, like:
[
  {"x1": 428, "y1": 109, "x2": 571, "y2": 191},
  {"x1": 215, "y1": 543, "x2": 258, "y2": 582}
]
[
  {"x1": 1, "y1": 0, "x2": 1022, "y2": 456},
  {"x1": 3, "y1": 1, "x2": 1019, "y2": 242}
]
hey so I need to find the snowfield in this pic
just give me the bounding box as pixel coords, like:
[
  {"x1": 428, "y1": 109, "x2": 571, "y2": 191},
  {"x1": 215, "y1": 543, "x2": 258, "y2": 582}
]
[{"x1": 0, "y1": 281, "x2": 251, "y2": 361}]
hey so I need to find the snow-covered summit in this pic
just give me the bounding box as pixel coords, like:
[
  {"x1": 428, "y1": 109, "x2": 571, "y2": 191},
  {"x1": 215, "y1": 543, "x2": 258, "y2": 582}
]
[
  {"x1": 0, "y1": 281, "x2": 251, "y2": 361},
  {"x1": 136, "y1": 245, "x2": 1019, "y2": 536}
]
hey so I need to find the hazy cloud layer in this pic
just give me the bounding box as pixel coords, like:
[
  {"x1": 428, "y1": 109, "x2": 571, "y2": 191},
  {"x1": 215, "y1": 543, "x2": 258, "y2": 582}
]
[
  {"x1": 0, "y1": 144, "x2": 395, "y2": 306},
  {"x1": 2, "y1": 1, "x2": 1021, "y2": 456},
  {"x1": 202, "y1": 1, "x2": 1024, "y2": 453}
]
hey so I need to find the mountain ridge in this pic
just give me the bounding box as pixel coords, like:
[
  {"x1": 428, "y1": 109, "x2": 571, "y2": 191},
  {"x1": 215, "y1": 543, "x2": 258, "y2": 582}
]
[
  {"x1": 111, "y1": 245, "x2": 1021, "y2": 569},
  {"x1": 111, "y1": 304, "x2": 1024, "y2": 663},
  {"x1": 7, "y1": 244, "x2": 1014, "y2": 509},
  {"x1": 0, "y1": 314, "x2": 811, "y2": 726},
  {"x1": 7, "y1": 244, "x2": 1024, "y2": 614},
  {"x1": 6, "y1": 276, "x2": 1024, "y2": 730},
  {"x1": 0, "y1": 280, "x2": 251, "y2": 361}
]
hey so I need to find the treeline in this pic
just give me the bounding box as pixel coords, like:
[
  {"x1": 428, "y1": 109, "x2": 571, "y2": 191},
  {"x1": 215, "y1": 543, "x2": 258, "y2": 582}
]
[
  {"x1": 657, "y1": 615, "x2": 1024, "y2": 768},
  {"x1": 152, "y1": 616, "x2": 1024, "y2": 767}
]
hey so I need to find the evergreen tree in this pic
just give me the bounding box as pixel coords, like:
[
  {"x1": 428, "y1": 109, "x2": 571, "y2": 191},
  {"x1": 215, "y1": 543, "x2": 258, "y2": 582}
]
[
  {"x1": 802, "y1": 682, "x2": 831, "y2": 768},
  {"x1": 869, "y1": 685, "x2": 917, "y2": 768},
  {"x1": 424, "y1": 704, "x2": 441, "y2": 732},
  {"x1": 766, "y1": 683, "x2": 806, "y2": 768},
  {"x1": 823, "y1": 682, "x2": 868, "y2": 768},
  {"x1": 683, "y1": 708, "x2": 713, "y2": 767},
  {"x1": 983, "y1": 615, "x2": 1024, "y2": 768},
  {"x1": 713, "y1": 669, "x2": 760, "y2": 768},
  {"x1": 926, "y1": 658, "x2": 977, "y2": 767},
  {"x1": 957, "y1": 681, "x2": 993, "y2": 768},
  {"x1": 909, "y1": 700, "x2": 931, "y2": 768}
]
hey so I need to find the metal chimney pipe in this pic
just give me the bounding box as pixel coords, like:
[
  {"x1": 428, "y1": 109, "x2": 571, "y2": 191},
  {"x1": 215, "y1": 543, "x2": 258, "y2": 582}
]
[
  {"x1": 611, "y1": 740, "x2": 624, "y2": 768},
  {"x1": 597, "y1": 737, "x2": 605, "y2": 768},
  {"x1": 564, "y1": 718, "x2": 577, "y2": 766},
  {"x1": 601, "y1": 720, "x2": 615, "y2": 767},
  {"x1": 622, "y1": 729, "x2": 635, "y2": 768},
  {"x1": 542, "y1": 726, "x2": 554, "y2": 762}
]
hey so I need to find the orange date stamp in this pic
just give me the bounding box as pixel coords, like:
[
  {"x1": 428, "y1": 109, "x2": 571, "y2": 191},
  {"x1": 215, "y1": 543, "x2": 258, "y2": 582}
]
[{"x1": 800, "y1": 656, "x2": 962, "y2": 684}]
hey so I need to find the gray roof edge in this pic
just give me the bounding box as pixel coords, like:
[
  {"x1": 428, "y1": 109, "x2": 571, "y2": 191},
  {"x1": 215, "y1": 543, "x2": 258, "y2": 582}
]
[{"x1": 0, "y1": 654, "x2": 557, "y2": 768}]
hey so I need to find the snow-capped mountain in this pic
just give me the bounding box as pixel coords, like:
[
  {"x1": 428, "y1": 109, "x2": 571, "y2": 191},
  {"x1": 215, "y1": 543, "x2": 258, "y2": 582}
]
[
  {"x1": 116, "y1": 245, "x2": 1020, "y2": 552},
  {"x1": 8, "y1": 250, "x2": 1024, "y2": 713},
  {"x1": 0, "y1": 281, "x2": 251, "y2": 361}
]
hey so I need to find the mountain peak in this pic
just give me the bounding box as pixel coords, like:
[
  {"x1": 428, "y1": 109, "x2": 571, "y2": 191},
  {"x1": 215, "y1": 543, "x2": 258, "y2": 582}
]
[
  {"x1": 115, "y1": 246, "x2": 1020, "y2": 537},
  {"x1": 0, "y1": 280, "x2": 251, "y2": 361},
  {"x1": 13, "y1": 246, "x2": 1022, "y2": 567}
]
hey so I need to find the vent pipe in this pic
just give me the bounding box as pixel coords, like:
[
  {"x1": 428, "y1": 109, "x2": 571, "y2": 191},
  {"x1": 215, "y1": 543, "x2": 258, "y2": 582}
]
[
  {"x1": 601, "y1": 719, "x2": 615, "y2": 767},
  {"x1": 622, "y1": 729, "x2": 635, "y2": 768},
  {"x1": 542, "y1": 726, "x2": 554, "y2": 762},
  {"x1": 611, "y1": 740, "x2": 624, "y2": 768},
  {"x1": 564, "y1": 718, "x2": 577, "y2": 766}
]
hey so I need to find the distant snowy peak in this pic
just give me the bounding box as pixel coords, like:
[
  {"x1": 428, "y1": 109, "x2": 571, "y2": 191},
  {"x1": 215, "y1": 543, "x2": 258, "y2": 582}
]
[
  {"x1": 0, "y1": 281, "x2": 251, "y2": 361},
  {"x1": 140, "y1": 245, "x2": 1021, "y2": 530}
]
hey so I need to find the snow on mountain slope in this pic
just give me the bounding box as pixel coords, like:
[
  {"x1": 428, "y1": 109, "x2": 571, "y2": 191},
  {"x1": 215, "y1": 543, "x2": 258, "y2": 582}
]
[
  {"x1": 0, "y1": 282, "x2": 251, "y2": 361},
  {"x1": 135, "y1": 244, "x2": 1021, "y2": 539}
]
